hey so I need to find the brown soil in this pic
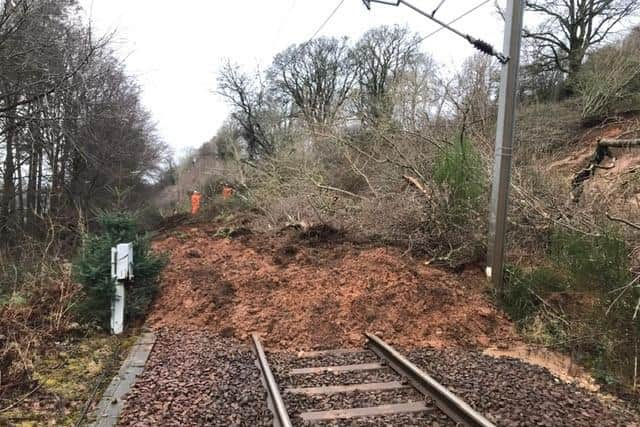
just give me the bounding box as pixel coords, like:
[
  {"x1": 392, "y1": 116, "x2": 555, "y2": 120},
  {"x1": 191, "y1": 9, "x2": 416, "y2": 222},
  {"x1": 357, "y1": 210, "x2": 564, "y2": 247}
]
[
  {"x1": 147, "y1": 225, "x2": 517, "y2": 350},
  {"x1": 548, "y1": 122, "x2": 640, "y2": 209},
  {"x1": 484, "y1": 345, "x2": 599, "y2": 392}
]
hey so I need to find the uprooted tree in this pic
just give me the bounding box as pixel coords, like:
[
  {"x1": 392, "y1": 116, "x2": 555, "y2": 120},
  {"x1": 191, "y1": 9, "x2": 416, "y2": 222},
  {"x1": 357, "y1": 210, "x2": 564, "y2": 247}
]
[{"x1": 572, "y1": 137, "x2": 640, "y2": 200}]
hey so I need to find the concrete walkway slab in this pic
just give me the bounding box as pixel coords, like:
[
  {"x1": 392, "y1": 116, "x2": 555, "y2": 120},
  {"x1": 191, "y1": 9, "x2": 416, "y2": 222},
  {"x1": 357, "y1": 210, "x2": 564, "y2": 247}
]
[{"x1": 89, "y1": 332, "x2": 156, "y2": 427}]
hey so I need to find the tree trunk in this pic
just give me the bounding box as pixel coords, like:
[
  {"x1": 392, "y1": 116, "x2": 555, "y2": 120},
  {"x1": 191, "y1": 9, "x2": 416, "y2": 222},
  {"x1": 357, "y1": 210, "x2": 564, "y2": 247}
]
[
  {"x1": 16, "y1": 143, "x2": 24, "y2": 227},
  {"x1": 565, "y1": 46, "x2": 585, "y2": 96},
  {"x1": 36, "y1": 145, "x2": 43, "y2": 215},
  {"x1": 598, "y1": 138, "x2": 640, "y2": 148},
  {"x1": 1, "y1": 117, "x2": 16, "y2": 228},
  {"x1": 26, "y1": 136, "x2": 38, "y2": 228}
]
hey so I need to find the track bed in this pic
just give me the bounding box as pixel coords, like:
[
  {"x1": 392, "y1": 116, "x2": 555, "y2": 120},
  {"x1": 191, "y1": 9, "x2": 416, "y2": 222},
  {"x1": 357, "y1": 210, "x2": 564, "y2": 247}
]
[
  {"x1": 116, "y1": 331, "x2": 638, "y2": 426},
  {"x1": 269, "y1": 349, "x2": 457, "y2": 426}
]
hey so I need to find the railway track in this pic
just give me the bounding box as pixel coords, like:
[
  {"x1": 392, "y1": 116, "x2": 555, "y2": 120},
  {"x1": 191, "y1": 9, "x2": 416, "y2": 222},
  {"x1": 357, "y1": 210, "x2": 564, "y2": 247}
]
[{"x1": 251, "y1": 333, "x2": 495, "y2": 426}]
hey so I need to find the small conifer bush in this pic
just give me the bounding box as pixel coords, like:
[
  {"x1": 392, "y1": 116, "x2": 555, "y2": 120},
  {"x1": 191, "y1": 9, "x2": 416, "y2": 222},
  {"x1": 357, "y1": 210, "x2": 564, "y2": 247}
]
[
  {"x1": 74, "y1": 212, "x2": 166, "y2": 329},
  {"x1": 433, "y1": 139, "x2": 487, "y2": 215}
]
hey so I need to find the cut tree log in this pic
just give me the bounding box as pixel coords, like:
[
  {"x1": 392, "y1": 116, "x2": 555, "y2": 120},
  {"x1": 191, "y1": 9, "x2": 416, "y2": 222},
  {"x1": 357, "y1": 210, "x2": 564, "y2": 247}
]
[
  {"x1": 606, "y1": 213, "x2": 640, "y2": 231},
  {"x1": 598, "y1": 138, "x2": 640, "y2": 148},
  {"x1": 571, "y1": 135, "x2": 640, "y2": 201},
  {"x1": 402, "y1": 175, "x2": 430, "y2": 198}
]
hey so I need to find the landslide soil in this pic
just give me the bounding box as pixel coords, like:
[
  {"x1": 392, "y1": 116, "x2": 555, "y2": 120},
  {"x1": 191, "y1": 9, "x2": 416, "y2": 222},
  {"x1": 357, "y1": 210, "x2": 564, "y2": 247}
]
[{"x1": 147, "y1": 224, "x2": 516, "y2": 351}]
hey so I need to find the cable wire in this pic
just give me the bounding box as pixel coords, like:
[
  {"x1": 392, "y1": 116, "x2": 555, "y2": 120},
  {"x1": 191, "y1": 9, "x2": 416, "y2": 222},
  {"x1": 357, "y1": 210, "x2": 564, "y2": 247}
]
[
  {"x1": 309, "y1": 0, "x2": 346, "y2": 40},
  {"x1": 431, "y1": 0, "x2": 447, "y2": 16},
  {"x1": 272, "y1": 0, "x2": 297, "y2": 51},
  {"x1": 418, "y1": 0, "x2": 491, "y2": 43},
  {"x1": 365, "y1": 0, "x2": 506, "y2": 62},
  {"x1": 275, "y1": 0, "x2": 297, "y2": 43}
]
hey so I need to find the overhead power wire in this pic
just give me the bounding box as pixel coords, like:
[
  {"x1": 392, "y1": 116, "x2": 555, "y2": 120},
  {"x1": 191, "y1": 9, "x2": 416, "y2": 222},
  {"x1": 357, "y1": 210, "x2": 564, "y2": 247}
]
[
  {"x1": 309, "y1": 0, "x2": 346, "y2": 41},
  {"x1": 273, "y1": 0, "x2": 297, "y2": 49},
  {"x1": 277, "y1": 0, "x2": 344, "y2": 73},
  {"x1": 431, "y1": 0, "x2": 447, "y2": 16},
  {"x1": 419, "y1": 0, "x2": 492, "y2": 42},
  {"x1": 363, "y1": 0, "x2": 507, "y2": 63}
]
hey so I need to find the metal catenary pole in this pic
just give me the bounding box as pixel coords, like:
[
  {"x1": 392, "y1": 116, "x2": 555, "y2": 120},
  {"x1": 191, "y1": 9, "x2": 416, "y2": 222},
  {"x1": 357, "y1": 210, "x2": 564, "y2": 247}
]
[{"x1": 487, "y1": 0, "x2": 525, "y2": 288}]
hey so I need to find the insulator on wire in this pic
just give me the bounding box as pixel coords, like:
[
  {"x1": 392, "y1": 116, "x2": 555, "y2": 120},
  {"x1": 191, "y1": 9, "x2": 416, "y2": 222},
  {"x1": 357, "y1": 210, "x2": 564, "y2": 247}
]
[
  {"x1": 467, "y1": 36, "x2": 509, "y2": 64},
  {"x1": 364, "y1": 0, "x2": 510, "y2": 64}
]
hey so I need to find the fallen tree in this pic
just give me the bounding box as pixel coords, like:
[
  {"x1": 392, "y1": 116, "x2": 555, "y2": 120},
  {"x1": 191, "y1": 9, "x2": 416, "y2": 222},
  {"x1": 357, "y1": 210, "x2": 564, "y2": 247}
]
[
  {"x1": 571, "y1": 136, "x2": 640, "y2": 201},
  {"x1": 598, "y1": 138, "x2": 640, "y2": 148}
]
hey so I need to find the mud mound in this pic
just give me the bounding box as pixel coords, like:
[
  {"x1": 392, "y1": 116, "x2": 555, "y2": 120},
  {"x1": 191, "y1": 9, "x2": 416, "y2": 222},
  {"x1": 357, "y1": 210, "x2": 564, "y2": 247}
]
[
  {"x1": 297, "y1": 223, "x2": 346, "y2": 245},
  {"x1": 148, "y1": 226, "x2": 517, "y2": 350},
  {"x1": 155, "y1": 212, "x2": 191, "y2": 232}
]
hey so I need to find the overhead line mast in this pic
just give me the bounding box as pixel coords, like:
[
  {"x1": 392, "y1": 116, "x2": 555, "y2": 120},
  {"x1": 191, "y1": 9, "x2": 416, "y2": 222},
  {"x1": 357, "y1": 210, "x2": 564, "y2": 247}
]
[{"x1": 486, "y1": 0, "x2": 524, "y2": 289}]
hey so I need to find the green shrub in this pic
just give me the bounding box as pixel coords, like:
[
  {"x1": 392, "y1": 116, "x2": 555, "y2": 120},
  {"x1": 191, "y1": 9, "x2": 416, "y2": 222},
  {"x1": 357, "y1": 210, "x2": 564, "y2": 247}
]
[
  {"x1": 499, "y1": 228, "x2": 639, "y2": 388},
  {"x1": 502, "y1": 231, "x2": 630, "y2": 321},
  {"x1": 433, "y1": 139, "x2": 486, "y2": 214},
  {"x1": 73, "y1": 212, "x2": 166, "y2": 329},
  {"x1": 550, "y1": 231, "x2": 631, "y2": 292},
  {"x1": 500, "y1": 266, "x2": 539, "y2": 322},
  {"x1": 500, "y1": 266, "x2": 567, "y2": 323}
]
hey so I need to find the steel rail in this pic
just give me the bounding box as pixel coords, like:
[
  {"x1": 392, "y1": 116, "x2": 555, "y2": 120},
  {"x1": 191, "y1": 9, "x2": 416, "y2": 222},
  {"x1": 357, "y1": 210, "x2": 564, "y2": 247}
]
[
  {"x1": 251, "y1": 334, "x2": 293, "y2": 427},
  {"x1": 365, "y1": 333, "x2": 495, "y2": 427}
]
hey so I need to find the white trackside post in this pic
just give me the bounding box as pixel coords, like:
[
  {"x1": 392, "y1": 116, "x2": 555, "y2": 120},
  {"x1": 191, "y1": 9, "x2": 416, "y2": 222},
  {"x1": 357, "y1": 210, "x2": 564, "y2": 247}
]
[{"x1": 111, "y1": 243, "x2": 134, "y2": 335}]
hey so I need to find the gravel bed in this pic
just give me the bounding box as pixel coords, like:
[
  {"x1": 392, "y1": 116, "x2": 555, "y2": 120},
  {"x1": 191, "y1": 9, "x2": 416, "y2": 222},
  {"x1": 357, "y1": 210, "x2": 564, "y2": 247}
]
[
  {"x1": 275, "y1": 366, "x2": 400, "y2": 388},
  {"x1": 117, "y1": 330, "x2": 271, "y2": 426},
  {"x1": 273, "y1": 350, "x2": 379, "y2": 369},
  {"x1": 308, "y1": 411, "x2": 457, "y2": 427},
  {"x1": 283, "y1": 388, "x2": 422, "y2": 414},
  {"x1": 115, "y1": 333, "x2": 639, "y2": 426},
  {"x1": 407, "y1": 348, "x2": 639, "y2": 427},
  {"x1": 269, "y1": 350, "x2": 454, "y2": 426}
]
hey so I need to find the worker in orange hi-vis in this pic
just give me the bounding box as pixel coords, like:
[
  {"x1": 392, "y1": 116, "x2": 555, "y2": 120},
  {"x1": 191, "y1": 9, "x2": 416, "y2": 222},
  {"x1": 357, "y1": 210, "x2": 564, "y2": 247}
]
[
  {"x1": 222, "y1": 185, "x2": 234, "y2": 200},
  {"x1": 190, "y1": 190, "x2": 202, "y2": 215}
]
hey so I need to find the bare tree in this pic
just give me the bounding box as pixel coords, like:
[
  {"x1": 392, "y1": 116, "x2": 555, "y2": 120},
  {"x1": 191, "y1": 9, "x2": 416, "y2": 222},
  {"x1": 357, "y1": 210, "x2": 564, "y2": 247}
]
[
  {"x1": 447, "y1": 54, "x2": 500, "y2": 139},
  {"x1": 270, "y1": 37, "x2": 356, "y2": 128},
  {"x1": 217, "y1": 61, "x2": 274, "y2": 158},
  {"x1": 353, "y1": 25, "x2": 422, "y2": 124},
  {"x1": 524, "y1": 0, "x2": 640, "y2": 87},
  {"x1": 391, "y1": 53, "x2": 443, "y2": 130},
  {"x1": 0, "y1": 0, "x2": 166, "y2": 237}
]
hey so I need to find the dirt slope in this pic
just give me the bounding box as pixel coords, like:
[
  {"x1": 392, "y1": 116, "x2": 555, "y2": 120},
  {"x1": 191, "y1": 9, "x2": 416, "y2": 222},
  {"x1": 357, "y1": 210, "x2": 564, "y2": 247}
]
[
  {"x1": 547, "y1": 120, "x2": 640, "y2": 211},
  {"x1": 147, "y1": 224, "x2": 516, "y2": 350}
]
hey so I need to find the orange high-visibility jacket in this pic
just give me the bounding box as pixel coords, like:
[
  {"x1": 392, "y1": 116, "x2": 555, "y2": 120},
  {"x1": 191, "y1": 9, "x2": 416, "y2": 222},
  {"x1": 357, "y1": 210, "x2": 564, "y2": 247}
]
[
  {"x1": 191, "y1": 192, "x2": 202, "y2": 215},
  {"x1": 222, "y1": 186, "x2": 234, "y2": 200}
]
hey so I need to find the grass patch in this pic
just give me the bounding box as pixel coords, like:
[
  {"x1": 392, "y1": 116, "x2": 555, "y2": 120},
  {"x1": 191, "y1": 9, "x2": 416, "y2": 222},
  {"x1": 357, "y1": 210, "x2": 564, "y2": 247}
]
[
  {"x1": 0, "y1": 333, "x2": 137, "y2": 426},
  {"x1": 550, "y1": 230, "x2": 631, "y2": 291},
  {"x1": 498, "y1": 230, "x2": 639, "y2": 390},
  {"x1": 500, "y1": 265, "x2": 567, "y2": 323}
]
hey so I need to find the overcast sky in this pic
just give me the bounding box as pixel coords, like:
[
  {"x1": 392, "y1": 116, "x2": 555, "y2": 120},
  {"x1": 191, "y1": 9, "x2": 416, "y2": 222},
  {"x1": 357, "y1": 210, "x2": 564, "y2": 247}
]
[{"x1": 78, "y1": 1, "x2": 507, "y2": 157}]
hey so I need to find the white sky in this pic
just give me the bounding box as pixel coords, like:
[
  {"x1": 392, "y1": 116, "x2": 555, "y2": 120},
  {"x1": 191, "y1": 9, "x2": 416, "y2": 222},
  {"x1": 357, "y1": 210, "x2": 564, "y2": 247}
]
[{"x1": 78, "y1": 1, "x2": 508, "y2": 157}]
